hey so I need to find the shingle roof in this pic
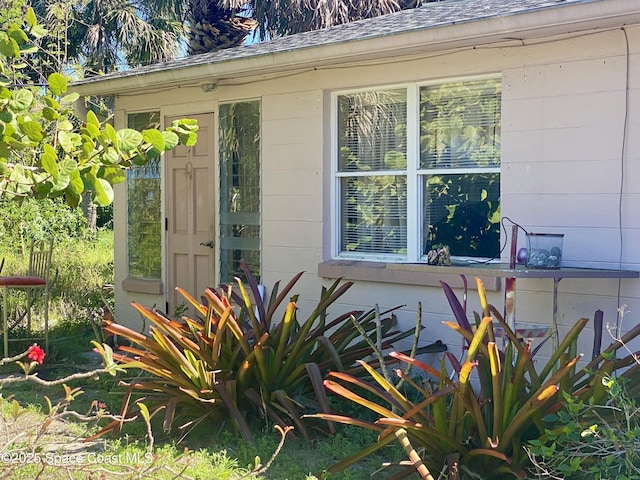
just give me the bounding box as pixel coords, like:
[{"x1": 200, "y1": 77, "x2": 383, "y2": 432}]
[{"x1": 75, "y1": 0, "x2": 593, "y2": 85}]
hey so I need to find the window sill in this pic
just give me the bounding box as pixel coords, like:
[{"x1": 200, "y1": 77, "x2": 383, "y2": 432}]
[
  {"x1": 317, "y1": 260, "x2": 501, "y2": 291},
  {"x1": 122, "y1": 278, "x2": 164, "y2": 295}
]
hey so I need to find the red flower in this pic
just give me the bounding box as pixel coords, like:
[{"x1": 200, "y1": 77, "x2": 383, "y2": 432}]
[{"x1": 27, "y1": 345, "x2": 46, "y2": 364}]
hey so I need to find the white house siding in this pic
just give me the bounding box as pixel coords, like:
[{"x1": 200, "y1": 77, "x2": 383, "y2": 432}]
[{"x1": 111, "y1": 23, "x2": 640, "y2": 361}]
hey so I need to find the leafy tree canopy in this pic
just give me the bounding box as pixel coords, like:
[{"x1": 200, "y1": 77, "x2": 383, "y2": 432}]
[{"x1": 0, "y1": 4, "x2": 198, "y2": 207}]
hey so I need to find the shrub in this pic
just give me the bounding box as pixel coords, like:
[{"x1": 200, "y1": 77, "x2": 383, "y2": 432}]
[
  {"x1": 0, "y1": 198, "x2": 87, "y2": 252},
  {"x1": 102, "y1": 263, "x2": 417, "y2": 442},
  {"x1": 528, "y1": 376, "x2": 640, "y2": 480},
  {"x1": 312, "y1": 277, "x2": 640, "y2": 479}
]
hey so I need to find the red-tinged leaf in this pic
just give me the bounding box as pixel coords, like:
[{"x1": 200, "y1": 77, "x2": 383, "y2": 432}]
[
  {"x1": 466, "y1": 448, "x2": 511, "y2": 462},
  {"x1": 265, "y1": 270, "x2": 305, "y2": 321},
  {"x1": 376, "y1": 417, "x2": 421, "y2": 428},
  {"x1": 316, "y1": 336, "x2": 345, "y2": 372},
  {"x1": 440, "y1": 281, "x2": 473, "y2": 334},
  {"x1": 443, "y1": 321, "x2": 475, "y2": 346},
  {"x1": 324, "y1": 380, "x2": 396, "y2": 418},
  {"x1": 304, "y1": 413, "x2": 383, "y2": 432},
  {"x1": 389, "y1": 351, "x2": 441, "y2": 378},
  {"x1": 116, "y1": 345, "x2": 159, "y2": 360},
  {"x1": 235, "y1": 278, "x2": 264, "y2": 337},
  {"x1": 328, "y1": 370, "x2": 396, "y2": 405},
  {"x1": 177, "y1": 287, "x2": 208, "y2": 316},
  {"x1": 163, "y1": 397, "x2": 177, "y2": 433},
  {"x1": 402, "y1": 385, "x2": 456, "y2": 421},
  {"x1": 83, "y1": 418, "x2": 126, "y2": 443},
  {"x1": 539, "y1": 318, "x2": 588, "y2": 382},
  {"x1": 273, "y1": 390, "x2": 310, "y2": 441},
  {"x1": 244, "y1": 388, "x2": 290, "y2": 428},
  {"x1": 305, "y1": 363, "x2": 335, "y2": 434},
  {"x1": 237, "y1": 266, "x2": 268, "y2": 328},
  {"x1": 446, "y1": 352, "x2": 462, "y2": 373},
  {"x1": 273, "y1": 302, "x2": 297, "y2": 368},
  {"x1": 104, "y1": 318, "x2": 148, "y2": 344},
  {"x1": 377, "y1": 418, "x2": 465, "y2": 454},
  {"x1": 214, "y1": 383, "x2": 255, "y2": 443},
  {"x1": 468, "y1": 316, "x2": 492, "y2": 361}
]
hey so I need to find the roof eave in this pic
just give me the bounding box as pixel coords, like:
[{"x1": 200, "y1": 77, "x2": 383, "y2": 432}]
[{"x1": 71, "y1": 0, "x2": 640, "y2": 96}]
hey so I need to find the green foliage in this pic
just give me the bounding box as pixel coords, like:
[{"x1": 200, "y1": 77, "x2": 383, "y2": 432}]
[
  {"x1": 529, "y1": 377, "x2": 640, "y2": 480},
  {"x1": 102, "y1": 263, "x2": 415, "y2": 443},
  {"x1": 0, "y1": 6, "x2": 197, "y2": 207},
  {"x1": 0, "y1": 197, "x2": 86, "y2": 250},
  {"x1": 313, "y1": 278, "x2": 640, "y2": 479}
]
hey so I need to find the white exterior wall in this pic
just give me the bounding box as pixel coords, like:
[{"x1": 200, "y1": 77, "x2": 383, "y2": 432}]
[{"x1": 112, "y1": 24, "x2": 640, "y2": 359}]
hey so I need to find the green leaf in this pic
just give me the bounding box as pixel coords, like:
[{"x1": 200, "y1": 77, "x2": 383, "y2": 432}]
[
  {"x1": 104, "y1": 123, "x2": 118, "y2": 146},
  {"x1": 41, "y1": 144, "x2": 58, "y2": 176},
  {"x1": 137, "y1": 402, "x2": 150, "y2": 423},
  {"x1": 81, "y1": 123, "x2": 101, "y2": 138},
  {"x1": 116, "y1": 129, "x2": 143, "y2": 152},
  {"x1": 8, "y1": 28, "x2": 28, "y2": 45},
  {"x1": 61, "y1": 92, "x2": 79, "y2": 104},
  {"x1": 181, "y1": 132, "x2": 197, "y2": 147},
  {"x1": 48, "y1": 73, "x2": 68, "y2": 96},
  {"x1": 44, "y1": 96, "x2": 61, "y2": 109},
  {"x1": 162, "y1": 131, "x2": 179, "y2": 150},
  {"x1": 100, "y1": 167, "x2": 126, "y2": 185},
  {"x1": 57, "y1": 119, "x2": 74, "y2": 132},
  {"x1": 42, "y1": 106, "x2": 59, "y2": 121},
  {"x1": 20, "y1": 121, "x2": 43, "y2": 142},
  {"x1": 86, "y1": 110, "x2": 100, "y2": 127},
  {"x1": 67, "y1": 168, "x2": 84, "y2": 194},
  {"x1": 30, "y1": 25, "x2": 48, "y2": 38},
  {"x1": 58, "y1": 158, "x2": 77, "y2": 176},
  {"x1": 19, "y1": 43, "x2": 38, "y2": 54},
  {"x1": 26, "y1": 7, "x2": 38, "y2": 27},
  {"x1": 0, "y1": 35, "x2": 19, "y2": 58},
  {"x1": 92, "y1": 178, "x2": 114, "y2": 206},
  {"x1": 81, "y1": 135, "x2": 94, "y2": 157},
  {"x1": 9, "y1": 89, "x2": 33, "y2": 111},
  {"x1": 0, "y1": 141, "x2": 9, "y2": 159},
  {"x1": 58, "y1": 131, "x2": 74, "y2": 153},
  {"x1": 51, "y1": 174, "x2": 70, "y2": 191},
  {"x1": 100, "y1": 147, "x2": 120, "y2": 165},
  {"x1": 0, "y1": 110, "x2": 12, "y2": 123},
  {"x1": 142, "y1": 129, "x2": 165, "y2": 152},
  {"x1": 20, "y1": 120, "x2": 43, "y2": 142}
]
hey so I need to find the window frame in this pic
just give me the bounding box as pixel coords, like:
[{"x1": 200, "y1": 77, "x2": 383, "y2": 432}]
[{"x1": 331, "y1": 74, "x2": 502, "y2": 263}]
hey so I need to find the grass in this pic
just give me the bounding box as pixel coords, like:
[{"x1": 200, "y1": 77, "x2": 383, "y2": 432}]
[
  {"x1": 0, "y1": 230, "x2": 414, "y2": 479},
  {"x1": 0, "y1": 372, "x2": 410, "y2": 479}
]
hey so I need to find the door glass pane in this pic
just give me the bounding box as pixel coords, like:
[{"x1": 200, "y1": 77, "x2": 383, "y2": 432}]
[{"x1": 219, "y1": 101, "x2": 261, "y2": 283}]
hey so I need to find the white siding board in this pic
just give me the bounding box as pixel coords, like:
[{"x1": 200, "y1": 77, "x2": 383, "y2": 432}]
[
  {"x1": 262, "y1": 194, "x2": 323, "y2": 222},
  {"x1": 108, "y1": 15, "x2": 640, "y2": 356}
]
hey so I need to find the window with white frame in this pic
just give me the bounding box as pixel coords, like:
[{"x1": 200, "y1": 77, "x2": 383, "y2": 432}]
[{"x1": 335, "y1": 77, "x2": 501, "y2": 261}]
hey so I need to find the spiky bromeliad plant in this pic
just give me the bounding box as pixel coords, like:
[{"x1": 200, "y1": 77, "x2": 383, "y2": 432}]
[
  {"x1": 102, "y1": 263, "x2": 417, "y2": 442},
  {"x1": 310, "y1": 277, "x2": 640, "y2": 479}
]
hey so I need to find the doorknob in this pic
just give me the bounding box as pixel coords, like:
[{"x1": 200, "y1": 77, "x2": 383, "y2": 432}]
[{"x1": 200, "y1": 240, "x2": 215, "y2": 248}]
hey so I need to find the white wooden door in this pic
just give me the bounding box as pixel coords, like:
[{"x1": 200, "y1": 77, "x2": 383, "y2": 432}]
[{"x1": 166, "y1": 113, "x2": 216, "y2": 315}]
